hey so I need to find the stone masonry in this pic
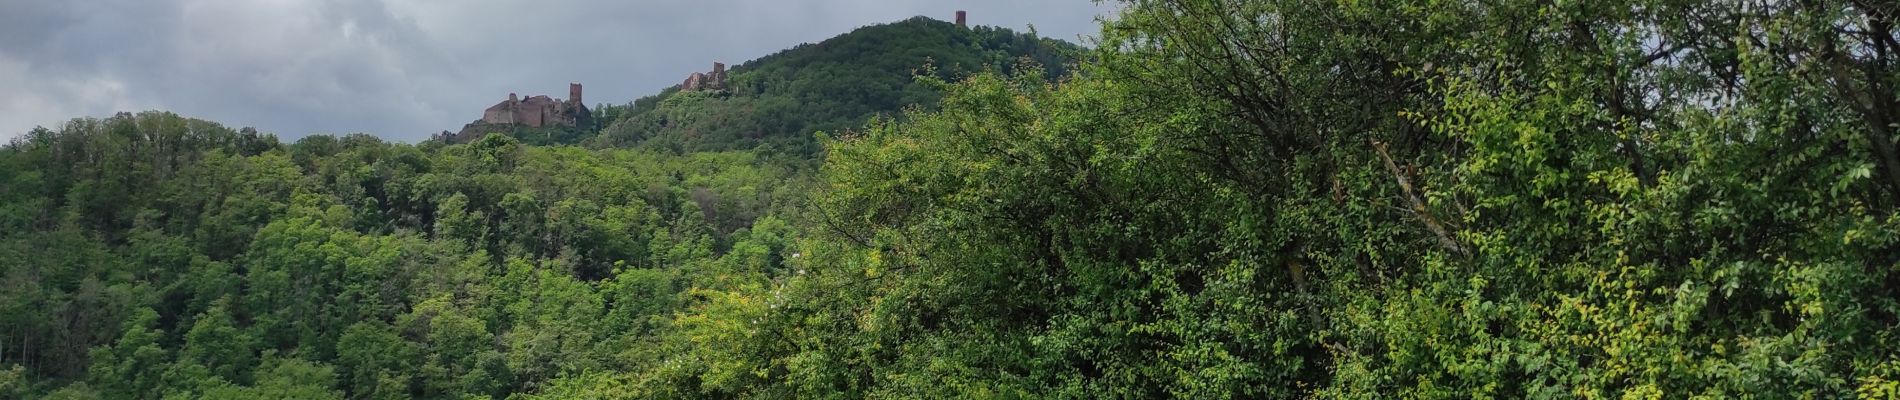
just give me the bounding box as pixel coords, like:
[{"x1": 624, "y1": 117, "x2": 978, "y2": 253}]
[
  {"x1": 478, "y1": 83, "x2": 590, "y2": 128},
  {"x1": 450, "y1": 83, "x2": 592, "y2": 141},
  {"x1": 681, "y1": 62, "x2": 729, "y2": 91}
]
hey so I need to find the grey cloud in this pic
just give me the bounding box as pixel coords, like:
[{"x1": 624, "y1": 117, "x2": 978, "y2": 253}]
[{"x1": 0, "y1": 0, "x2": 1110, "y2": 142}]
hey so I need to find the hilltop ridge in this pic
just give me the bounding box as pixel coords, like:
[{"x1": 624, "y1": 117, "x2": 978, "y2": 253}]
[{"x1": 444, "y1": 13, "x2": 1082, "y2": 152}]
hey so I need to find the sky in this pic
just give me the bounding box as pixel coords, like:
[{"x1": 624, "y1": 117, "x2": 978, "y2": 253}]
[{"x1": 0, "y1": 0, "x2": 1113, "y2": 142}]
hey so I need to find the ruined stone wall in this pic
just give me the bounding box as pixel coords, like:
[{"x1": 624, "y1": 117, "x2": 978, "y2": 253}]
[
  {"x1": 681, "y1": 62, "x2": 729, "y2": 91},
  {"x1": 482, "y1": 108, "x2": 512, "y2": 125},
  {"x1": 460, "y1": 85, "x2": 593, "y2": 141},
  {"x1": 518, "y1": 96, "x2": 558, "y2": 127},
  {"x1": 482, "y1": 93, "x2": 520, "y2": 124},
  {"x1": 682, "y1": 72, "x2": 708, "y2": 91}
]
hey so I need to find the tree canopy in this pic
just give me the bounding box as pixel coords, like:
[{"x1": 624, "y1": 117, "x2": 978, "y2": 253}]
[{"x1": 5, "y1": 1, "x2": 1900, "y2": 398}]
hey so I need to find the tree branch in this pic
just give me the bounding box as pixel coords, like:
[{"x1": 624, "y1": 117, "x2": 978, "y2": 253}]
[{"x1": 1371, "y1": 139, "x2": 1468, "y2": 258}]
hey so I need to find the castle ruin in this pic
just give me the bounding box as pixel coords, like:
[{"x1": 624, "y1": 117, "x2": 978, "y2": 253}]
[
  {"x1": 480, "y1": 83, "x2": 590, "y2": 127},
  {"x1": 681, "y1": 62, "x2": 729, "y2": 92},
  {"x1": 449, "y1": 83, "x2": 592, "y2": 141}
]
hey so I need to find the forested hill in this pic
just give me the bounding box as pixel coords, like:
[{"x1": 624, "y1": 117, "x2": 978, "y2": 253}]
[
  {"x1": 585, "y1": 16, "x2": 1080, "y2": 154},
  {"x1": 9, "y1": 1, "x2": 1900, "y2": 399},
  {"x1": 0, "y1": 112, "x2": 810, "y2": 398}
]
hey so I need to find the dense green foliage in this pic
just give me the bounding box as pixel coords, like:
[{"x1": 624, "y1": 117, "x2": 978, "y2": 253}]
[
  {"x1": 589, "y1": 17, "x2": 1079, "y2": 155},
  {"x1": 0, "y1": 112, "x2": 807, "y2": 398},
  {"x1": 9, "y1": 1, "x2": 1900, "y2": 398},
  {"x1": 450, "y1": 123, "x2": 601, "y2": 148}
]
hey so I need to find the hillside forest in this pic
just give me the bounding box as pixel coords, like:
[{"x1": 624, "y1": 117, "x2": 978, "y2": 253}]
[{"x1": 4, "y1": 1, "x2": 1900, "y2": 399}]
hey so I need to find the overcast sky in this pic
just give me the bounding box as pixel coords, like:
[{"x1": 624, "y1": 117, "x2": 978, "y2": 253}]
[{"x1": 0, "y1": 0, "x2": 1111, "y2": 142}]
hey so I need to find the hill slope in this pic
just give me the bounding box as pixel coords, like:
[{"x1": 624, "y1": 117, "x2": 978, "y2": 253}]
[
  {"x1": 588, "y1": 16, "x2": 1081, "y2": 154},
  {"x1": 11, "y1": 2, "x2": 1900, "y2": 399}
]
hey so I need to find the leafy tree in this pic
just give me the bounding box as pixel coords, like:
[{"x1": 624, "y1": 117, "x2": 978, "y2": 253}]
[
  {"x1": 334, "y1": 322, "x2": 414, "y2": 400},
  {"x1": 87, "y1": 308, "x2": 169, "y2": 399},
  {"x1": 180, "y1": 301, "x2": 255, "y2": 384},
  {"x1": 199, "y1": 355, "x2": 344, "y2": 400}
]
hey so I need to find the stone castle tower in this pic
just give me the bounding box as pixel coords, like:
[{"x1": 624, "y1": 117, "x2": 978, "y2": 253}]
[
  {"x1": 956, "y1": 10, "x2": 967, "y2": 28},
  {"x1": 681, "y1": 62, "x2": 730, "y2": 91}
]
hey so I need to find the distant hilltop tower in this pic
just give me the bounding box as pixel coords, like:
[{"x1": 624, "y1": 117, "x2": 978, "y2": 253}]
[
  {"x1": 682, "y1": 61, "x2": 731, "y2": 91},
  {"x1": 569, "y1": 82, "x2": 583, "y2": 104},
  {"x1": 956, "y1": 10, "x2": 967, "y2": 28}
]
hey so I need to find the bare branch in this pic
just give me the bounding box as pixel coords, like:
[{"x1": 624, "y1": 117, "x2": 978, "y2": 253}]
[{"x1": 1371, "y1": 139, "x2": 1468, "y2": 258}]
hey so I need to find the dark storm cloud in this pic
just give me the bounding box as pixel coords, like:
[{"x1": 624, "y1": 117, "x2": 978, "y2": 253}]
[{"x1": 0, "y1": 0, "x2": 1110, "y2": 142}]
